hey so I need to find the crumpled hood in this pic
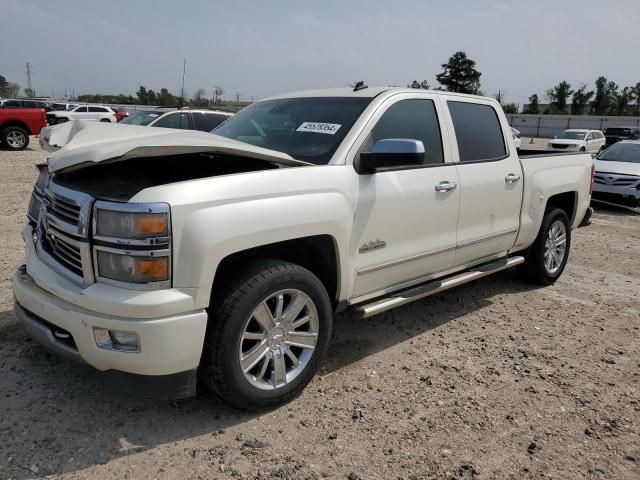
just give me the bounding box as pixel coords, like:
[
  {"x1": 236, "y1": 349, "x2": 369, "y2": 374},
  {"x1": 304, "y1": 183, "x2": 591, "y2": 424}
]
[
  {"x1": 43, "y1": 121, "x2": 310, "y2": 173},
  {"x1": 594, "y1": 159, "x2": 640, "y2": 176}
]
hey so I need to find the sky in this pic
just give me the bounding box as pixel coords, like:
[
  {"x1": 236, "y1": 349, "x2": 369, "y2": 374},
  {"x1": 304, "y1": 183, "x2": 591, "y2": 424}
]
[{"x1": 1, "y1": 0, "x2": 639, "y2": 105}]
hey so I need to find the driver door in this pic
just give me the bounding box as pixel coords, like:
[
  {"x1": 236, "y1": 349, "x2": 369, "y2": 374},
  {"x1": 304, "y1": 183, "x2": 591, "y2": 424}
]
[{"x1": 351, "y1": 94, "x2": 459, "y2": 298}]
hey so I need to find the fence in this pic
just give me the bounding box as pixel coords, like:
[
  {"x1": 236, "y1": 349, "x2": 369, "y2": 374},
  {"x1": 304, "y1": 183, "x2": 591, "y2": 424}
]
[{"x1": 506, "y1": 114, "x2": 640, "y2": 139}]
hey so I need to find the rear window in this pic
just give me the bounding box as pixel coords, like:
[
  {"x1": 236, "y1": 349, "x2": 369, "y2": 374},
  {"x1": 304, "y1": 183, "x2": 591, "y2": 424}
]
[
  {"x1": 605, "y1": 128, "x2": 631, "y2": 136},
  {"x1": 448, "y1": 101, "x2": 507, "y2": 162}
]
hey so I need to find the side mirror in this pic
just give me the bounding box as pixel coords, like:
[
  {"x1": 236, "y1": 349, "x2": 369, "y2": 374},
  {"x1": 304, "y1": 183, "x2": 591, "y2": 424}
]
[{"x1": 355, "y1": 139, "x2": 425, "y2": 174}]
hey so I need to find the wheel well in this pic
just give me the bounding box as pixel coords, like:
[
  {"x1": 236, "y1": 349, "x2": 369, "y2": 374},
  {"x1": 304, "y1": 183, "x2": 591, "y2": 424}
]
[
  {"x1": 212, "y1": 235, "x2": 340, "y2": 307},
  {"x1": 0, "y1": 121, "x2": 30, "y2": 135},
  {"x1": 546, "y1": 192, "x2": 577, "y2": 223}
]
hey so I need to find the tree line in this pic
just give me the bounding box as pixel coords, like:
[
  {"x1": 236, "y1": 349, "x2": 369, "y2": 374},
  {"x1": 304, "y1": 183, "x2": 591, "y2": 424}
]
[{"x1": 524, "y1": 78, "x2": 640, "y2": 116}]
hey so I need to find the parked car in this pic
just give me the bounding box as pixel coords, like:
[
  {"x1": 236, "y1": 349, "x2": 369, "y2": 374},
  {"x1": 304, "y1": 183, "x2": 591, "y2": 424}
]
[
  {"x1": 46, "y1": 105, "x2": 117, "y2": 125},
  {"x1": 602, "y1": 126, "x2": 640, "y2": 151},
  {"x1": 114, "y1": 108, "x2": 130, "y2": 122},
  {"x1": 592, "y1": 140, "x2": 640, "y2": 207},
  {"x1": 0, "y1": 99, "x2": 52, "y2": 111},
  {"x1": 50, "y1": 103, "x2": 79, "y2": 112},
  {"x1": 511, "y1": 127, "x2": 522, "y2": 151},
  {"x1": 0, "y1": 108, "x2": 47, "y2": 150},
  {"x1": 120, "y1": 108, "x2": 233, "y2": 131},
  {"x1": 16, "y1": 87, "x2": 593, "y2": 409},
  {"x1": 547, "y1": 129, "x2": 605, "y2": 153}
]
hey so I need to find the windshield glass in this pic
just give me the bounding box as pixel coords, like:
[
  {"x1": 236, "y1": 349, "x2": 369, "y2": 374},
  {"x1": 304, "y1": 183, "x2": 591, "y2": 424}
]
[
  {"x1": 596, "y1": 143, "x2": 640, "y2": 164},
  {"x1": 556, "y1": 131, "x2": 587, "y2": 140},
  {"x1": 120, "y1": 111, "x2": 164, "y2": 126},
  {"x1": 212, "y1": 97, "x2": 372, "y2": 164}
]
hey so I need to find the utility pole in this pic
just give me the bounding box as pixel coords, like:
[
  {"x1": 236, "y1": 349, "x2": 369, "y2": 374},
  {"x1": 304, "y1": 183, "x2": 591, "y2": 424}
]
[
  {"x1": 235, "y1": 91, "x2": 240, "y2": 103},
  {"x1": 26, "y1": 62, "x2": 33, "y2": 97},
  {"x1": 180, "y1": 58, "x2": 186, "y2": 107}
]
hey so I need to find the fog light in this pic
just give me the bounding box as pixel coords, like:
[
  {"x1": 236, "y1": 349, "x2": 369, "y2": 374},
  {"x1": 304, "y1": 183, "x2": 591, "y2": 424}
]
[{"x1": 93, "y1": 327, "x2": 140, "y2": 352}]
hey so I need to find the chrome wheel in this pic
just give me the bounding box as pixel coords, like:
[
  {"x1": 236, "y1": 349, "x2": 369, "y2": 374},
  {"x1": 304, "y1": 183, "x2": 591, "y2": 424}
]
[
  {"x1": 6, "y1": 130, "x2": 26, "y2": 149},
  {"x1": 239, "y1": 289, "x2": 319, "y2": 390},
  {"x1": 544, "y1": 220, "x2": 567, "y2": 274}
]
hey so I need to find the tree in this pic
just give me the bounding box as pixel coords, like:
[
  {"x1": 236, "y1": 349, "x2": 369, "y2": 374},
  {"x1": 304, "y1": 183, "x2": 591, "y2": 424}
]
[
  {"x1": 614, "y1": 86, "x2": 633, "y2": 116},
  {"x1": 546, "y1": 81, "x2": 573, "y2": 114},
  {"x1": 632, "y1": 82, "x2": 640, "y2": 116},
  {"x1": 571, "y1": 84, "x2": 594, "y2": 115},
  {"x1": 0, "y1": 74, "x2": 20, "y2": 98},
  {"x1": 157, "y1": 88, "x2": 177, "y2": 106},
  {"x1": 501, "y1": 103, "x2": 518, "y2": 114},
  {"x1": 408, "y1": 80, "x2": 430, "y2": 90},
  {"x1": 0, "y1": 75, "x2": 7, "y2": 91},
  {"x1": 147, "y1": 89, "x2": 157, "y2": 105},
  {"x1": 435, "y1": 51, "x2": 481, "y2": 94},
  {"x1": 523, "y1": 94, "x2": 540, "y2": 114},
  {"x1": 591, "y1": 76, "x2": 615, "y2": 115},
  {"x1": 191, "y1": 88, "x2": 208, "y2": 107},
  {"x1": 23, "y1": 87, "x2": 36, "y2": 98},
  {"x1": 136, "y1": 86, "x2": 148, "y2": 104}
]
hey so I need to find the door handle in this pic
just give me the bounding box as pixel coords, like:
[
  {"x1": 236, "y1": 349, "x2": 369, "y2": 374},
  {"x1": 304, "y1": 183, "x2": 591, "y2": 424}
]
[
  {"x1": 435, "y1": 181, "x2": 457, "y2": 192},
  {"x1": 505, "y1": 173, "x2": 521, "y2": 184}
]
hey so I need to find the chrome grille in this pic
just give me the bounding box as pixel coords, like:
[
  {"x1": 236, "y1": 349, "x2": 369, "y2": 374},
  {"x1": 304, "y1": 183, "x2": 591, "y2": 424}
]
[
  {"x1": 594, "y1": 174, "x2": 640, "y2": 186},
  {"x1": 46, "y1": 191, "x2": 82, "y2": 226},
  {"x1": 34, "y1": 180, "x2": 95, "y2": 286}
]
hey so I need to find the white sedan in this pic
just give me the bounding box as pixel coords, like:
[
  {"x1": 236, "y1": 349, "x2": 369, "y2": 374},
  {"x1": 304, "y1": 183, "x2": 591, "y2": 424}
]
[{"x1": 547, "y1": 129, "x2": 605, "y2": 153}]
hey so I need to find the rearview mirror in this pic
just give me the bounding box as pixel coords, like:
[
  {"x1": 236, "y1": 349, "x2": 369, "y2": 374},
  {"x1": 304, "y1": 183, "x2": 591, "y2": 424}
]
[{"x1": 355, "y1": 139, "x2": 425, "y2": 174}]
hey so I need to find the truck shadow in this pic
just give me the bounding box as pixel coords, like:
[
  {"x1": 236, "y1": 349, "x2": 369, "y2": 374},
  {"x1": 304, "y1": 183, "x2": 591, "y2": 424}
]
[{"x1": 0, "y1": 270, "x2": 541, "y2": 478}]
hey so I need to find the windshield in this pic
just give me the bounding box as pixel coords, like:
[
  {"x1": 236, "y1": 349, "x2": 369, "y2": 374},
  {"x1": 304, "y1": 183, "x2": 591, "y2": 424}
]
[
  {"x1": 596, "y1": 142, "x2": 640, "y2": 164},
  {"x1": 120, "y1": 111, "x2": 164, "y2": 126},
  {"x1": 212, "y1": 97, "x2": 372, "y2": 164},
  {"x1": 556, "y1": 131, "x2": 587, "y2": 140}
]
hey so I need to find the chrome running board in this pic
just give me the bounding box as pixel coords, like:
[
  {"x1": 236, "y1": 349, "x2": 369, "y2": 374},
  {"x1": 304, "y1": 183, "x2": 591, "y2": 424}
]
[{"x1": 355, "y1": 256, "x2": 525, "y2": 319}]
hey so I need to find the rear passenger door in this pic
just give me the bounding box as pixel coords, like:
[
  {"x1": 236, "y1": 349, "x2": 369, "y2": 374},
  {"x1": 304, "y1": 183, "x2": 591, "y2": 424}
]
[
  {"x1": 351, "y1": 94, "x2": 460, "y2": 298},
  {"x1": 444, "y1": 99, "x2": 522, "y2": 267}
]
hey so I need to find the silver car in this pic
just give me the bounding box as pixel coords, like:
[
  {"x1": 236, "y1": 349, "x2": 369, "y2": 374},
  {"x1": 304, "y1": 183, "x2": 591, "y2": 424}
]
[{"x1": 593, "y1": 140, "x2": 640, "y2": 207}]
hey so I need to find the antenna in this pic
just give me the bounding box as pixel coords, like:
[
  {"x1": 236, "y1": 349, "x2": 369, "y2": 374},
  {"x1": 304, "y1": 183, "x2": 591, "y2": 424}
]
[
  {"x1": 180, "y1": 58, "x2": 187, "y2": 108},
  {"x1": 353, "y1": 81, "x2": 368, "y2": 92}
]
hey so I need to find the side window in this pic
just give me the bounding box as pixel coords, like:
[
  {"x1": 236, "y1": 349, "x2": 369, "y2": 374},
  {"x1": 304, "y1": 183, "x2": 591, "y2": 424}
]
[
  {"x1": 3, "y1": 100, "x2": 22, "y2": 108},
  {"x1": 74, "y1": 106, "x2": 88, "y2": 113},
  {"x1": 586, "y1": 133, "x2": 594, "y2": 140},
  {"x1": 153, "y1": 112, "x2": 190, "y2": 129},
  {"x1": 88, "y1": 106, "x2": 107, "y2": 113},
  {"x1": 448, "y1": 101, "x2": 507, "y2": 162},
  {"x1": 192, "y1": 112, "x2": 229, "y2": 131},
  {"x1": 366, "y1": 99, "x2": 444, "y2": 165}
]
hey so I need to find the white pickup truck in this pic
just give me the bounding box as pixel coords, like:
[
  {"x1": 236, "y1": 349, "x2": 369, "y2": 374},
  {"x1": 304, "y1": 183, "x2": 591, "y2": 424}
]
[{"x1": 13, "y1": 87, "x2": 594, "y2": 409}]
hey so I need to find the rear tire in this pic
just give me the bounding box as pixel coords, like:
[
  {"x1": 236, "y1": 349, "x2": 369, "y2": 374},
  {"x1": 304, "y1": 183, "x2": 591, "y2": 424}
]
[
  {"x1": 201, "y1": 260, "x2": 333, "y2": 410},
  {"x1": 519, "y1": 208, "x2": 571, "y2": 285},
  {"x1": 100, "y1": 118, "x2": 111, "y2": 123},
  {"x1": 1, "y1": 126, "x2": 29, "y2": 151}
]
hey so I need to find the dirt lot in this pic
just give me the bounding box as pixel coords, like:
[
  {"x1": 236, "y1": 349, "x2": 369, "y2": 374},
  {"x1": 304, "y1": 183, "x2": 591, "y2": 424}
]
[{"x1": 1, "y1": 143, "x2": 639, "y2": 480}]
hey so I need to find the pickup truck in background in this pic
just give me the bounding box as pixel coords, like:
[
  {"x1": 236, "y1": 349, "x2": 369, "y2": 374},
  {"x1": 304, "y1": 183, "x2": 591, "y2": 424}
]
[
  {"x1": 14, "y1": 87, "x2": 594, "y2": 409},
  {"x1": 0, "y1": 107, "x2": 47, "y2": 150}
]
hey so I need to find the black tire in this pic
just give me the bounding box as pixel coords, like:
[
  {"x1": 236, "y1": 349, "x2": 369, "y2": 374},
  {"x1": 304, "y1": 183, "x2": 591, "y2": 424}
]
[
  {"x1": 579, "y1": 147, "x2": 586, "y2": 152},
  {"x1": 100, "y1": 118, "x2": 111, "y2": 123},
  {"x1": 0, "y1": 126, "x2": 29, "y2": 151},
  {"x1": 57, "y1": 118, "x2": 68, "y2": 124},
  {"x1": 201, "y1": 259, "x2": 333, "y2": 410},
  {"x1": 519, "y1": 208, "x2": 571, "y2": 285}
]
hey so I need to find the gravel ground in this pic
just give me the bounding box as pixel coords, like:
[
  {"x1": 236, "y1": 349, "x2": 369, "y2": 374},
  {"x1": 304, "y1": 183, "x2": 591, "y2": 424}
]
[{"x1": 1, "y1": 143, "x2": 639, "y2": 480}]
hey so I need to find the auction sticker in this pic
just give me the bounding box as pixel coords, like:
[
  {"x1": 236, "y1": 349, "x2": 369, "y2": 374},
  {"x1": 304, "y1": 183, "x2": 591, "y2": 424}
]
[{"x1": 296, "y1": 122, "x2": 341, "y2": 135}]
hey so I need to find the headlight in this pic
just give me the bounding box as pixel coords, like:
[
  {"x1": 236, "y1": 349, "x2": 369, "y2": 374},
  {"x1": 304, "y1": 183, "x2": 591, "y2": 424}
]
[
  {"x1": 27, "y1": 164, "x2": 49, "y2": 223},
  {"x1": 96, "y1": 249, "x2": 169, "y2": 284},
  {"x1": 568, "y1": 144, "x2": 577, "y2": 148},
  {"x1": 95, "y1": 208, "x2": 169, "y2": 239},
  {"x1": 93, "y1": 201, "x2": 171, "y2": 289}
]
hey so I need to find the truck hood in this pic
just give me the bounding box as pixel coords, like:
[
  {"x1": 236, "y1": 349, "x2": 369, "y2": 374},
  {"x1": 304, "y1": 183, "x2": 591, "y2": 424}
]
[
  {"x1": 44, "y1": 121, "x2": 310, "y2": 173},
  {"x1": 594, "y1": 159, "x2": 640, "y2": 176}
]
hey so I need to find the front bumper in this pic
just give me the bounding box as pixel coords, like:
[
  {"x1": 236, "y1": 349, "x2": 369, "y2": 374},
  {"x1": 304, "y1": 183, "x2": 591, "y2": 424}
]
[{"x1": 593, "y1": 183, "x2": 640, "y2": 204}]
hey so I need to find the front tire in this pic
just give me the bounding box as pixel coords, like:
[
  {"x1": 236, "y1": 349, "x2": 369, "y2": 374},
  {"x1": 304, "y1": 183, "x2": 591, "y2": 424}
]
[
  {"x1": 1, "y1": 126, "x2": 29, "y2": 151},
  {"x1": 201, "y1": 260, "x2": 333, "y2": 410},
  {"x1": 519, "y1": 208, "x2": 571, "y2": 285}
]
